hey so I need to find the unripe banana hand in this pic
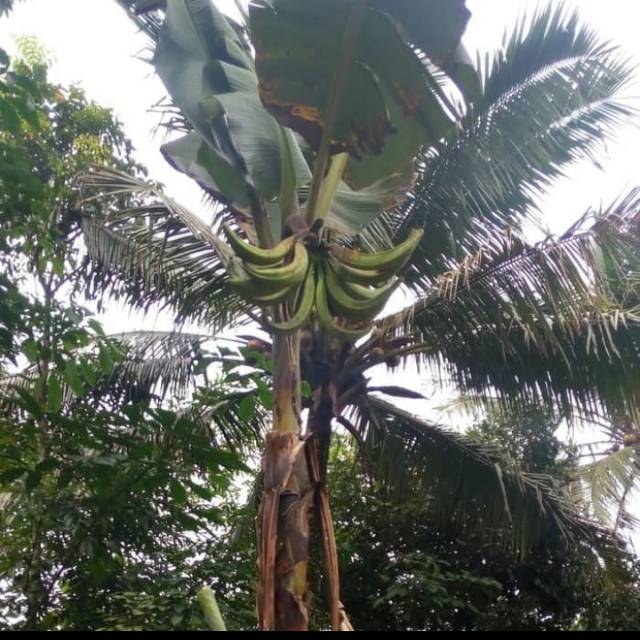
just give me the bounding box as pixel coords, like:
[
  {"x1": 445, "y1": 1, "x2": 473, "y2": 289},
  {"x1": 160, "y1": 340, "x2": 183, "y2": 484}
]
[{"x1": 223, "y1": 227, "x2": 424, "y2": 342}]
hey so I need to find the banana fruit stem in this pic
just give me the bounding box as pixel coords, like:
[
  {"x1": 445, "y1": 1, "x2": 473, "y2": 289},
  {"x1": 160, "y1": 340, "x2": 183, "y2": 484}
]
[
  {"x1": 305, "y1": 0, "x2": 368, "y2": 225},
  {"x1": 272, "y1": 333, "x2": 302, "y2": 434},
  {"x1": 314, "y1": 152, "x2": 349, "y2": 223}
]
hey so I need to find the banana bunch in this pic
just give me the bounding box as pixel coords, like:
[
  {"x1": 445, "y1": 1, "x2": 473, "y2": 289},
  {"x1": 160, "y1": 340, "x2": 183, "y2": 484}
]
[
  {"x1": 224, "y1": 225, "x2": 309, "y2": 306},
  {"x1": 224, "y1": 225, "x2": 423, "y2": 342},
  {"x1": 317, "y1": 228, "x2": 424, "y2": 341}
]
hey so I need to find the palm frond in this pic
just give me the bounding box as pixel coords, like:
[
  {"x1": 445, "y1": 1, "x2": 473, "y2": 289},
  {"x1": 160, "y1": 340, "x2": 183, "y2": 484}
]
[
  {"x1": 108, "y1": 330, "x2": 215, "y2": 401},
  {"x1": 0, "y1": 330, "x2": 267, "y2": 449},
  {"x1": 576, "y1": 446, "x2": 640, "y2": 530},
  {"x1": 362, "y1": 4, "x2": 634, "y2": 283},
  {"x1": 344, "y1": 395, "x2": 620, "y2": 563},
  {"x1": 77, "y1": 166, "x2": 246, "y2": 330},
  {"x1": 0, "y1": 331, "x2": 213, "y2": 408},
  {"x1": 0, "y1": 0, "x2": 21, "y2": 16},
  {"x1": 375, "y1": 198, "x2": 640, "y2": 421},
  {"x1": 107, "y1": 330, "x2": 268, "y2": 449}
]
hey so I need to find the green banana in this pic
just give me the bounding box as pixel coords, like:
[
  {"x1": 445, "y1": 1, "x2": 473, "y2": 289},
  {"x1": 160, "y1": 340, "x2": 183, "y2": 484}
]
[
  {"x1": 325, "y1": 266, "x2": 396, "y2": 322},
  {"x1": 248, "y1": 284, "x2": 298, "y2": 306},
  {"x1": 315, "y1": 268, "x2": 371, "y2": 342},
  {"x1": 339, "y1": 273, "x2": 400, "y2": 302},
  {"x1": 267, "y1": 268, "x2": 316, "y2": 334},
  {"x1": 227, "y1": 256, "x2": 295, "y2": 304},
  {"x1": 245, "y1": 242, "x2": 309, "y2": 290},
  {"x1": 224, "y1": 224, "x2": 296, "y2": 267},
  {"x1": 329, "y1": 228, "x2": 423, "y2": 274},
  {"x1": 329, "y1": 258, "x2": 393, "y2": 286}
]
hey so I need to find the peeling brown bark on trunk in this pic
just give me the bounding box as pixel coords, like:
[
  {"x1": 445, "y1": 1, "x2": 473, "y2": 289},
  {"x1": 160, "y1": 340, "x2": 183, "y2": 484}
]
[
  {"x1": 257, "y1": 336, "x2": 352, "y2": 631},
  {"x1": 257, "y1": 334, "x2": 313, "y2": 631},
  {"x1": 306, "y1": 436, "x2": 354, "y2": 632},
  {"x1": 257, "y1": 431, "x2": 313, "y2": 631}
]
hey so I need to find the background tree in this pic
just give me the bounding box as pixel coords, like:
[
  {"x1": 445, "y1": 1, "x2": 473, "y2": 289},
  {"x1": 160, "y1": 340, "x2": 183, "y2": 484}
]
[
  {"x1": 328, "y1": 408, "x2": 640, "y2": 631},
  {"x1": 0, "y1": 43, "x2": 266, "y2": 630}
]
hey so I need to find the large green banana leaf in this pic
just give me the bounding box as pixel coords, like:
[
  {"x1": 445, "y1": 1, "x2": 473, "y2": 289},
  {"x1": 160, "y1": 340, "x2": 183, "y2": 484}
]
[
  {"x1": 153, "y1": 0, "x2": 473, "y2": 237},
  {"x1": 249, "y1": 0, "x2": 473, "y2": 190}
]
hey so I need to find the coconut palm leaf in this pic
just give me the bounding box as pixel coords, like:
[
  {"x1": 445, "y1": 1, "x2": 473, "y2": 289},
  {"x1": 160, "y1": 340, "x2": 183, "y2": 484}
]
[
  {"x1": 362, "y1": 5, "x2": 633, "y2": 284},
  {"x1": 77, "y1": 166, "x2": 247, "y2": 330},
  {"x1": 105, "y1": 330, "x2": 268, "y2": 450},
  {"x1": 343, "y1": 394, "x2": 620, "y2": 562},
  {"x1": 576, "y1": 446, "x2": 640, "y2": 531},
  {"x1": 108, "y1": 330, "x2": 215, "y2": 400},
  {"x1": 375, "y1": 197, "x2": 640, "y2": 421},
  {"x1": 0, "y1": 331, "x2": 212, "y2": 407},
  {"x1": 0, "y1": 330, "x2": 266, "y2": 449}
]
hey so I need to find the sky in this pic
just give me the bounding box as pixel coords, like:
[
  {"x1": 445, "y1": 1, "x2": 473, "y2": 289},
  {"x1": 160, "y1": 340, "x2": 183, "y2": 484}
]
[{"x1": 2, "y1": 1, "x2": 640, "y2": 542}]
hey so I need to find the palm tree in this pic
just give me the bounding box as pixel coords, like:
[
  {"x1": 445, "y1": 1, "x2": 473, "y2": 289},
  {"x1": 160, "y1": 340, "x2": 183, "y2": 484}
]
[{"x1": 75, "y1": 0, "x2": 640, "y2": 631}]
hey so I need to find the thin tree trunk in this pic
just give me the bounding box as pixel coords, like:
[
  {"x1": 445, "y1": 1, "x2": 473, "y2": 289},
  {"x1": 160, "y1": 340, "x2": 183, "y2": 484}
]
[{"x1": 256, "y1": 336, "x2": 353, "y2": 631}]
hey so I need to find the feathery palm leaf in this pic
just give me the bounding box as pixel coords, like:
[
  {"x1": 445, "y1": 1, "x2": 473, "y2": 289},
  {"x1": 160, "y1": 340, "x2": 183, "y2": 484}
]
[
  {"x1": 108, "y1": 330, "x2": 215, "y2": 400},
  {"x1": 106, "y1": 330, "x2": 268, "y2": 449},
  {"x1": 344, "y1": 394, "x2": 619, "y2": 562},
  {"x1": 363, "y1": 5, "x2": 634, "y2": 284},
  {"x1": 0, "y1": 331, "x2": 213, "y2": 407},
  {"x1": 0, "y1": 0, "x2": 20, "y2": 16},
  {"x1": 0, "y1": 330, "x2": 266, "y2": 449},
  {"x1": 77, "y1": 167, "x2": 247, "y2": 329},
  {"x1": 577, "y1": 446, "x2": 640, "y2": 531},
  {"x1": 376, "y1": 196, "x2": 640, "y2": 420}
]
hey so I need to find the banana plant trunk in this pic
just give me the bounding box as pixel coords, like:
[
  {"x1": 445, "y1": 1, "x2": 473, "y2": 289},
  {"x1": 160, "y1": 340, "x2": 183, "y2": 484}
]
[
  {"x1": 257, "y1": 332, "x2": 313, "y2": 631},
  {"x1": 256, "y1": 334, "x2": 350, "y2": 631}
]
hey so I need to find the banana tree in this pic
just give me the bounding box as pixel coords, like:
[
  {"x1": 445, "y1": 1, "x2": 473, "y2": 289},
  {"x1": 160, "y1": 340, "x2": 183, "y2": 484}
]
[{"x1": 76, "y1": 0, "x2": 640, "y2": 631}]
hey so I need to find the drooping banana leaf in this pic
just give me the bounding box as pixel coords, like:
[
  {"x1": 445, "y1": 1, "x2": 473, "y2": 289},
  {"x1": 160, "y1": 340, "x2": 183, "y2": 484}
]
[
  {"x1": 150, "y1": 0, "x2": 474, "y2": 238},
  {"x1": 369, "y1": 0, "x2": 480, "y2": 101},
  {"x1": 155, "y1": 0, "x2": 299, "y2": 214},
  {"x1": 249, "y1": 0, "x2": 474, "y2": 190}
]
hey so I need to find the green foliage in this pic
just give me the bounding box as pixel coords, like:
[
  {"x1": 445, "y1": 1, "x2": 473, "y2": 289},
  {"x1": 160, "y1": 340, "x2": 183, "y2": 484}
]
[
  {"x1": 323, "y1": 420, "x2": 640, "y2": 631},
  {"x1": 0, "y1": 48, "x2": 258, "y2": 630}
]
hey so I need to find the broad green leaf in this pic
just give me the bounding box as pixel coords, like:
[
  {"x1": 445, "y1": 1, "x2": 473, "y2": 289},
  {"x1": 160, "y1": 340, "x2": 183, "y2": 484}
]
[
  {"x1": 47, "y1": 373, "x2": 64, "y2": 413},
  {"x1": 22, "y1": 338, "x2": 39, "y2": 363},
  {"x1": 162, "y1": 132, "x2": 252, "y2": 210},
  {"x1": 0, "y1": 468, "x2": 27, "y2": 484},
  {"x1": 238, "y1": 395, "x2": 255, "y2": 421},
  {"x1": 25, "y1": 470, "x2": 42, "y2": 494},
  {"x1": 64, "y1": 361, "x2": 85, "y2": 398},
  {"x1": 155, "y1": 0, "x2": 305, "y2": 214},
  {"x1": 98, "y1": 345, "x2": 114, "y2": 376},
  {"x1": 15, "y1": 388, "x2": 43, "y2": 419},
  {"x1": 170, "y1": 478, "x2": 188, "y2": 504},
  {"x1": 249, "y1": 0, "x2": 457, "y2": 188},
  {"x1": 88, "y1": 319, "x2": 105, "y2": 336},
  {"x1": 79, "y1": 357, "x2": 98, "y2": 386}
]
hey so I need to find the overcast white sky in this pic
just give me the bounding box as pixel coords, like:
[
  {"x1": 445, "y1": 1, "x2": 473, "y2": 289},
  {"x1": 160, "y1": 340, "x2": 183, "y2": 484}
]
[{"x1": 2, "y1": 0, "x2": 640, "y2": 547}]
